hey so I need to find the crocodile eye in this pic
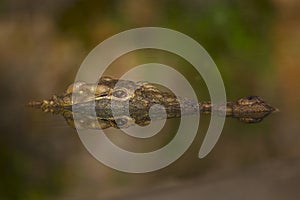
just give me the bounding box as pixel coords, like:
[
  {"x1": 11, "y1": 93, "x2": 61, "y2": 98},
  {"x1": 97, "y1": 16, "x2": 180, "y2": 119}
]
[{"x1": 112, "y1": 89, "x2": 128, "y2": 98}]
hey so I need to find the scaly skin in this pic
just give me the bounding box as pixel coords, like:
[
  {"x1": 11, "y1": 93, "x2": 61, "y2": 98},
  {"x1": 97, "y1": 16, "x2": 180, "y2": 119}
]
[{"x1": 28, "y1": 76, "x2": 277, "y2": 129}]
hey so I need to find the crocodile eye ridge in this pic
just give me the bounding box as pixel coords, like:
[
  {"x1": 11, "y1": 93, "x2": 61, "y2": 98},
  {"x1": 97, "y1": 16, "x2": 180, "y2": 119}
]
[{"x1": 112, "y1": 88, "x2": 128, "y2": 98}]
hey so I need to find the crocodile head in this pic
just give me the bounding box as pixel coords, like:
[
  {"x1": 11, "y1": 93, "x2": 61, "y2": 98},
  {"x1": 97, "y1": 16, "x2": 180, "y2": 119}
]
[{"x1": 67, "y1": 76, "x2": 174, "y2": 127}]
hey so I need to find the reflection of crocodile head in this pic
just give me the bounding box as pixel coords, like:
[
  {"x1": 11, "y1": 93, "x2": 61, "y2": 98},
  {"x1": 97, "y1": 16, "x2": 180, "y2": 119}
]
[{"x1": 28, "y1": 76, "x2": 278, "y2": 129}]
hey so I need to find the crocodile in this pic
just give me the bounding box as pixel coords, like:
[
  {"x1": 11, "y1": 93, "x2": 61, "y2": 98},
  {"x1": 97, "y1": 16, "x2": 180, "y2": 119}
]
[{"x1": 28, "y1": 76, "x2": 278, "y2": 129}]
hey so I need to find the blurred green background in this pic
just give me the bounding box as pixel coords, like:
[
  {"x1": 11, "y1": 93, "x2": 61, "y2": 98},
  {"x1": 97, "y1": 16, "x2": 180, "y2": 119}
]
[{"x1": 1, "y1": 0, "x2": 300, "y2": 199}]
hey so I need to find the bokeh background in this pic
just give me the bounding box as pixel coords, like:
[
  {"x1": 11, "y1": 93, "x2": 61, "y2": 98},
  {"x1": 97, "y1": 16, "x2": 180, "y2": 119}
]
[{"x1": 1, "y1": 0, "x2": 300, "y2": 199}]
